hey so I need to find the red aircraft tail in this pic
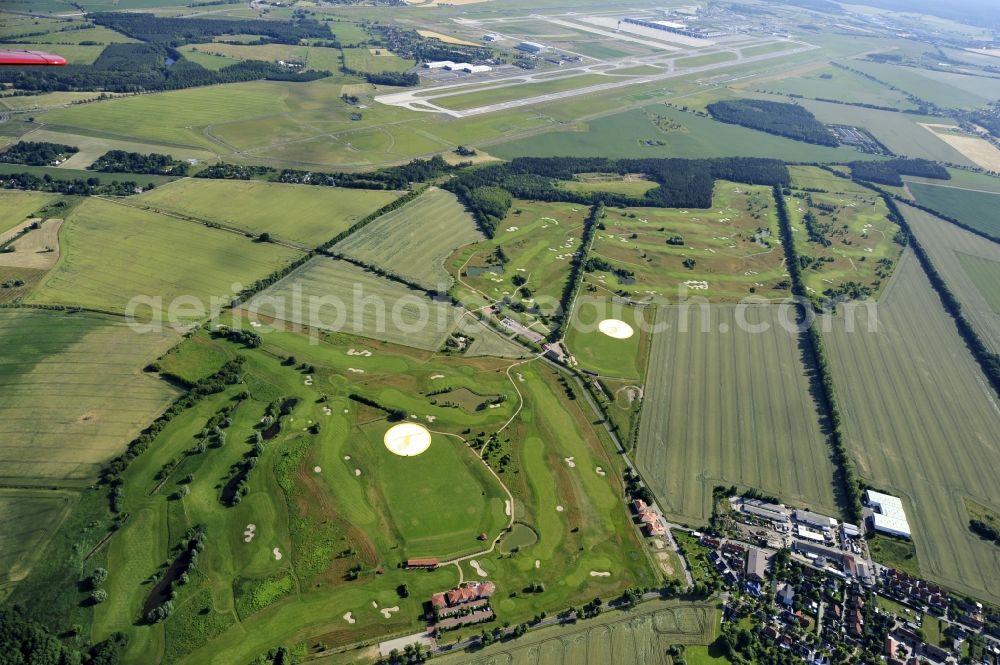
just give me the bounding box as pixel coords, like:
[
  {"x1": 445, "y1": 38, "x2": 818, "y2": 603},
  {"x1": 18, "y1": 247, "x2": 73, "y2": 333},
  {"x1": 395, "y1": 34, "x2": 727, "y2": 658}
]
[{"x1": 0, "y1": 50, "x2": 67, "y2": 66}]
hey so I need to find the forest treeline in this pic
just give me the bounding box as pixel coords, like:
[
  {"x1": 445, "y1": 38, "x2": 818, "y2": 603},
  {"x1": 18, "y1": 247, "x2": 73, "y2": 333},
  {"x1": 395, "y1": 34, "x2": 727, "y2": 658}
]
[
  {"x1": 847, "y1": 158, "x2": 949, "y2": 186},
  {"x1": 91, "y1": 12, "x2": 331, "y2": 46},
  {"x1": 443, "y1": 156, "x2": 790, "y2": 237},
  {"x1": 90, "y1": 150, "x2": 189, "y2": 176}
]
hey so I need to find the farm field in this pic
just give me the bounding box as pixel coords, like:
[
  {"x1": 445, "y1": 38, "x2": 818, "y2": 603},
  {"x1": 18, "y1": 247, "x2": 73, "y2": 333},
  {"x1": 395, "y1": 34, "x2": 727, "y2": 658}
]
[
  {"x1": 0, "y1": 488, "x2": 76, "y2": 600},
  {"x1": 29, "y1": 197, "x2": 302, "y2": 316},
  {"x1": 333, "y1": 187, "x2": 483, "y2": 290},
  {"x1": 899, "y1": 202, "x2": 1000, "y2": 353},
  {"x1": 456, "y1": 200, "x2": 589, "y2": 326},
  {"x1": 433, "y1": 600, "x2": 720, "y2": 665},
  {"x1": 786, "y1": 166, "x2": 902, "y2": 301},
  {"x1": 255, "y1": 256, "x2": 461, "y2": 351},
  {"x1": 0, "y1": 190, "x2": 56, "y2": 235},
  {"x1": 756, "y1": 65, "x2": 917, "y2": 109},
  {"x1": 846, "y1": 59, "x2": 1000, "y2": 109},
  {"x1": 20, "y1": 128, "x2": 218, "y2": 169},
  {"x1": 342, "y1": 47, "x2": 415, "y2": 73},
  {"x1": 587, "y1": 182, "x2": 789, "y2": 303},
  {"x1": 0, "y1": 310, "x2": 179, "y2": 484},
  {"x1": 907, "y1": 181, "x2": 1000, "y2": 238},
  {"x1": 821, "y1": 251, "x2": 1000, "y2": 603},
  {"x1": 490, "y1": 105, "x2": 868, "y2": 162},
  {"x1": 796, "y1": 99, "x2": 974, "y2": 166},
  {"x1": 136, "y1": 179, "x2": 401, "y2": 247},
  {"x1": 636, "y1": 305, "x2": 839, "y2": 525}
]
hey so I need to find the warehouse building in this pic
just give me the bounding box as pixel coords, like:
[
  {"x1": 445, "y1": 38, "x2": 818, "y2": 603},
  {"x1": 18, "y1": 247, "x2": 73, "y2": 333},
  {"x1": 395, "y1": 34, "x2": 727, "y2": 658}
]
[
  {"x1": 794, "y1": 509, "x2": 839, "y2": 531},
  {"x1": 866, "y1": 490, "x2": 912, "y2": 538},
  {"x1": 517, "y1": 41, "x2": 547, "y2": 54},
  {"x1": 424, "y1": 60, "x2": 455, "y2": 69}
]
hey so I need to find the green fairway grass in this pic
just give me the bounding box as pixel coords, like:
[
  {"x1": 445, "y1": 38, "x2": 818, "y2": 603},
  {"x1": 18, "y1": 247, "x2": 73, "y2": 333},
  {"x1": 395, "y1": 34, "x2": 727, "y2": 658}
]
[
  {"x1": 432, "y1": 599, "x2": 720, "y2": 665},
  {"x1": 0, "y1": 310, "x2": 180, "y2": 484},
  {"x1": 456, "y1": 199, "x2": 588, "y2": 327},
  {"x1": 29, "y1": 197, "x2": 302, "y2": 316},
  {"x1": 587, "y1": 182, "x2": 789, "y2": 303},
  {"x1": 334, "y1": 187, "x2": 483, "y2": 289},
  {"x1": 907, "y1": 181, "x2": 1000, "y2": 238},
  {"x1": 136, "y1": 179, "x2": 401, "y2": 247},
  {"x1": 0, "y1": 190, "x2": 58, "y2": 235},
  {"x1": 787, "y1": 166, "x2": 903, "y2": 301},
  {"x1": 636, "y1": 305, "x2": 839, "y2": 524},
  {"x1": 558, "y1": 173, "x2": 658, "y2": 197},
  {"x1": 564, "y1": 296, "x2": 650, "y2": 380},
  {"x1": 490, "y1": 105, "x2": 867, "y2": 162},
  {"x1": 900, "y1": 202, "x2": 1000, "y2": 354},
  {"x1": 821, "y1": 251, "x2": 1000, "y2": 603},
  {"x1": 255, "y1": 256, "x2": 460, "y2": 351}
]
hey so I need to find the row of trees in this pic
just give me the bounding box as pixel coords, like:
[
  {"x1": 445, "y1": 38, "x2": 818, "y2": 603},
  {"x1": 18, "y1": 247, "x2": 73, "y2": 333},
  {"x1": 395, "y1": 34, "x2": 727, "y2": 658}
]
[
  {"x1": 0, "y1": 140, "x2": 78, "y2": 166},
  {"x1": 548, "y1": 204, "x2": 602, "y2": 341},
  {"x1": 90, "y1": 150, "x2": 189, "y2": 176},
  {"x1": 774, "y1": 186, "x2": 864, "y2": 523},
  {"x1": 144, "y1": 527, "x2": 207, "y2": 624},
  {"x1": 706, "y1": 98, "x2": 839, "y2": 146},
  {"x1": 278, "y1": 155, "x2": 453, "y2": 190},
  {"x1": 0, "y1": 172, "x2": 147, "y2": 196}
]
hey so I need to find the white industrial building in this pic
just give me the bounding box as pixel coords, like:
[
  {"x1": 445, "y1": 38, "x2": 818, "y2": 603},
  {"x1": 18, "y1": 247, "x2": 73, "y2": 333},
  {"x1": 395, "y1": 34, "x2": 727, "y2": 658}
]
[
  {"x1": 463, "y1": 64, "x2": 492, "y2": 73},
  {"x1": 517, "y1": 41, "x2": 547, "y2": 54},
  {"x1": 866, "y1": 490, "x2": 912, "y2": 538},
  {"x1": 739, "y1": 498, "x2": 791, "y2": 524},
  {"x1": 794, "y1": 509, "x2": 839, "y2": 531},
  {"x1": 424, "y1": 60, "x2": 455, "y2": 69}
]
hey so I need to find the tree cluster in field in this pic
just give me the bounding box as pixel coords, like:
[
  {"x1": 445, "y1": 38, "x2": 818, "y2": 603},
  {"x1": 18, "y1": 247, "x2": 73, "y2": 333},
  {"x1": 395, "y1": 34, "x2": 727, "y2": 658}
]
[
  {"x1": 584, "y1": 256, "x2": 634, "y2": 282},
  {"x1": 90, "y1": 150, "x2": 189, "y2": 176},
  {"x1": 248, "y1": 646, "x2": 295, "y2": 665},
  {"x1": 0, "y1": 43, "x2": 328, "y2": 93},
  {"x1": 706, "y1": 98, "x2": 839, "y2": 146},
  {"x1": 92, "y1": 12, "x2": 330, "y2": 46},
  {"x1": 339, "y1": 67, "x2": 419, "y2": 87},
  {"x1": 0, "y1": 140, "x2": 78, "y2": 166},
  {"x1": 0, "y1": 171, "x2": 147, "y2": 196},
  {"x1": 847, "y1": 158, "x2": 949, "y2": 186},
  {"x1": 970, "y1": 519, "x2": 1000, "y2": 547},
  {"x1": 774, "y1": 187, "x2": 864, "y2": 523},
  {"x1": 104, "y1": 357, "x2": 245, "y2": 483},
  {"x1": 144, "y1": 527, "x2": 207, "y2": 624},
  {"x1": 211, "y1": 327, "x2": 262, "y2": 348},
  {"x1": 444, "y1": 156, "x2": 789, "y2": 237},
  {"x1": 366, "y1": 23, "x2": 491, "y2": 64},
  {"x1": 869, "y1": 188, "x2": 1000, "y2": 397},
  {"x1": 0, "y1": 607, "x2": 128, "y2": 665}
]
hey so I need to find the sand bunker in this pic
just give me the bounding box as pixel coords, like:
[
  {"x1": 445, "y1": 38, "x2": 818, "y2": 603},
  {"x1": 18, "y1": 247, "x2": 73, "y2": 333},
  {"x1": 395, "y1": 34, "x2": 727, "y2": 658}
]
[
  {"x1": 564, "y1": 456, "x2": 576, "y2": 468},
  {"x1": 314, "y1": 466, "x2": 322, "y2": 473},
  {"x1": 556, "y1": 505, "x2": 564, "y2": 512},
  {"x1": 535, "y1": 560, "x2": 541, "y2": 569},
  {"x1": 343, "y1": 612, "x2": 355, "y2": 624},
  {"x1": 273, "y1": 547, "x2": 283, "y2": 560},
  {"x1": 430, "y1": 374, "x2": 445, "y2": 380},
  {"x1": 384, "y1": 422, "x2": 432, "y2": 457},
  {"x1": 470, "y1": 560, "x2": 488, "y2": 577},
  {"x1": 595, "y1": 466, "x2": 606, "y2": 477},
  {"x1": 380, "y1": 606, "x2": 400, "y2": 618},
  {"x1": 505, "y1": 500, "x2": 511, "y2": 516},
  {"x1": 598, "y1": 319, "x2": 634, "y2": 339},
  {"x1": 243, "y1": 524, "x2": 257, "y2": 543},
  {"x1": 347, "y1": 348, "x2": 372, "y2": 357},
  {"x1": 348, "y1": 368, "x2": 364, "y2": 374},
  {"x1": 590, "y1": 571, "x2": 611, "y2": 577},
  {"x1": 355, "y1": 468, "x2": 362, "y2": 477}
]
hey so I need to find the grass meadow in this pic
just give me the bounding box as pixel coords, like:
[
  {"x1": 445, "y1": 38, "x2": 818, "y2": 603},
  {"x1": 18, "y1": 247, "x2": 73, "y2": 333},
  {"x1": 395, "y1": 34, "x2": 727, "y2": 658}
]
[
  {"x1": 30, "y1": 198, "x2": 302, "y2": 316},
  {"x1": 0, "y1": 488, "x2": 76, "y2": 599},
  {"x1": 564, "y1": 296, "x2": 651, "y2": 380},
  {"x1": 588, "y1": 183, "x2": 787, "y2": 303},
  {"x1": 758, "y1": 66, "x2": 917, "y2": 109},
  {"x1": 846, "y1": 59, "x2": 1000, "y2": 109},
  {"x1": 256, "y1": 257, "x2": 460, "y2": 351},
  {"x1": 899, "y1": 202, "x2": 1000, "y2": 354},
  {"x1": 334, "y1": 187, "x2": 483, "y2": 289},
  {"x1": 490, "y1": 105, "x2": 867, "y2": 162},
  {"x1": 341, "y1": 47, "x2": 414, "y2": 73},
  {"x1": 136, "y1": 179, "x2": 401, "y2": 247},
  {"x1": 0, "y1": 310, "x2": 179, "y2": 484},
  {"x1": 432, "y1": 600, "x2": 720, "y2": 665},
  {"x1": 636, "y1": 305, "x2": 839, "y2": 525},
  {"x1": 907, "y1": 181, "x2": 1000, "y2": 238},
  {"x1": 821, "y1": 251, "x2": 1000, "y2": 603}
]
